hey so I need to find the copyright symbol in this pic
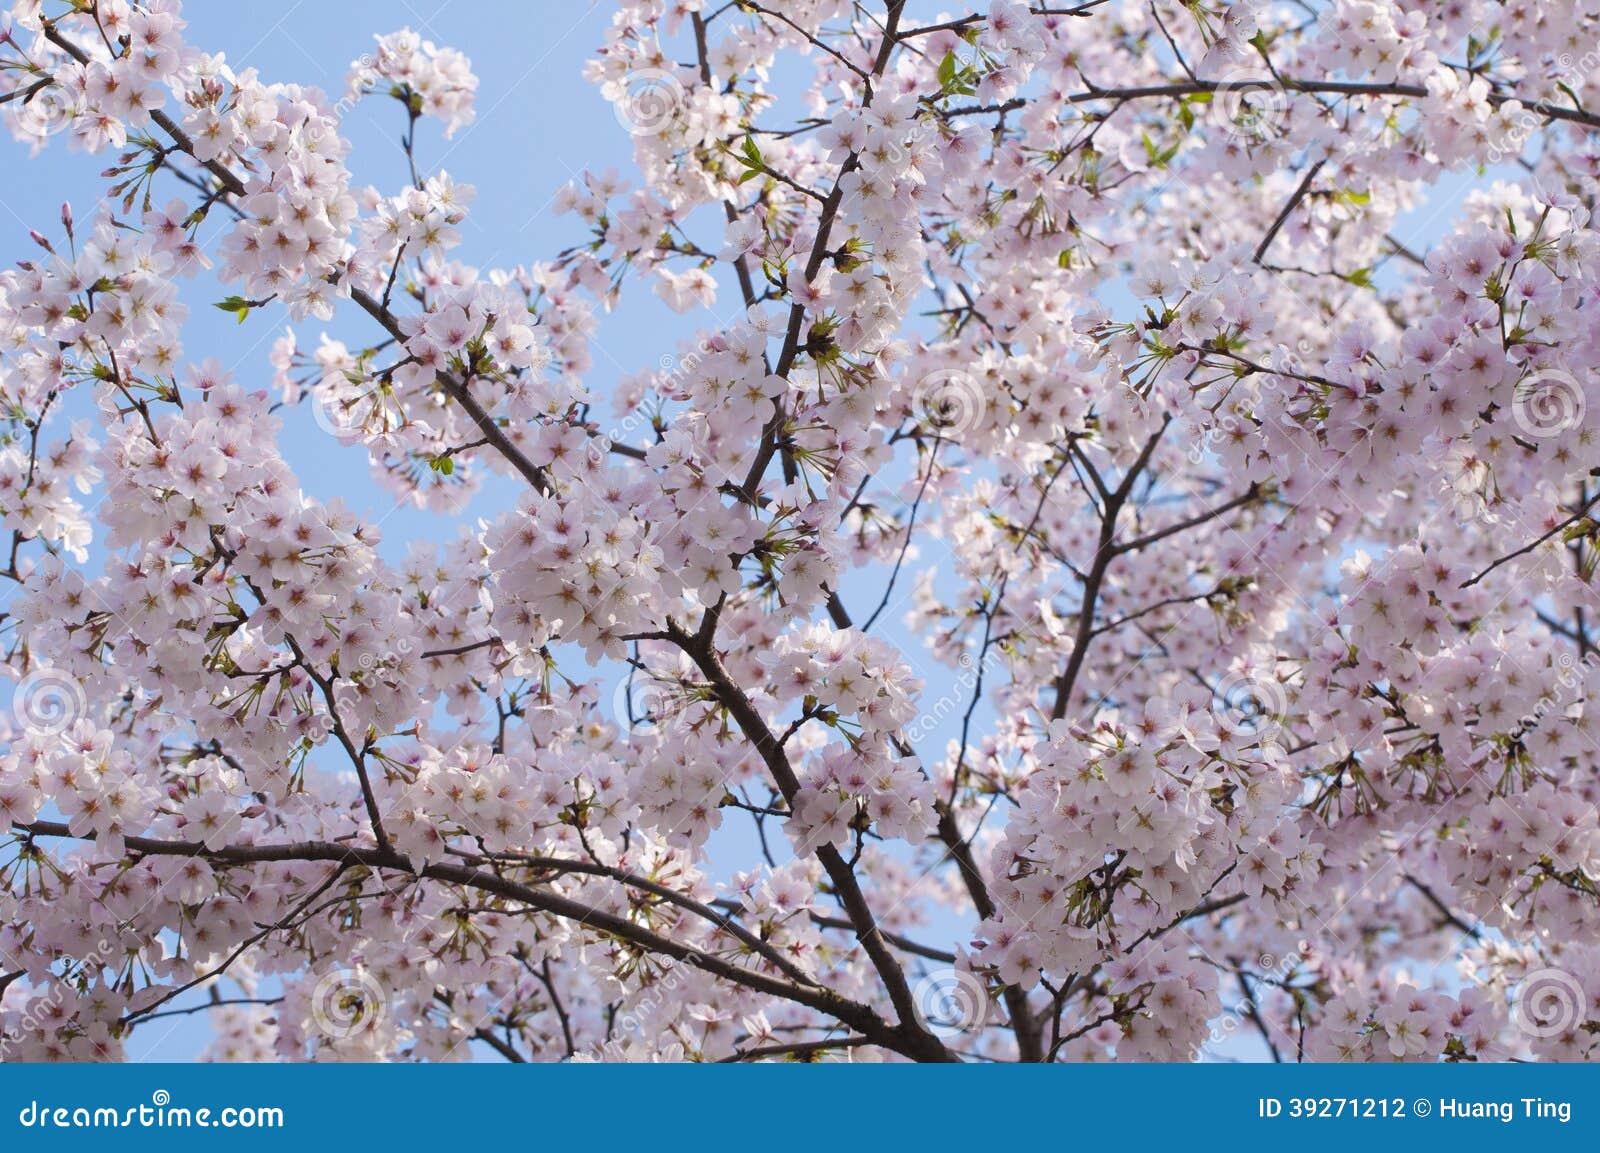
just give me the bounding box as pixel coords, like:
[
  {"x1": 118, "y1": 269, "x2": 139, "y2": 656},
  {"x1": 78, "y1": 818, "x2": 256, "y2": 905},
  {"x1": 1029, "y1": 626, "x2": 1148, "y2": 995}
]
[{"x1": 1412, "y1": 1098, "x2": 1431, "y2": 1117}]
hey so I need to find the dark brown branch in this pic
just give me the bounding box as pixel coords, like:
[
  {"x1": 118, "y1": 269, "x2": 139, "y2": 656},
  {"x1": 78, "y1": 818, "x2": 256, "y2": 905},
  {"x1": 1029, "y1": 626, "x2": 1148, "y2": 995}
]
[
  {"x1": 720, "y1": 1034, "x2": 874, "y2": 1062},
  {"x1": 946, "y1": 76, "x2": 1600, "y2": 133},
  {"x1": 12, "y1": 819, "x2": 919, "y2": 1058},
  {"x1": 1048, "y1": 420, "x2": 1169, "y2": 721},
  {"x1": 1253, "y1": 160, "x2": 1325, "y2": 264},
  {"x1": 1461, "y1": 490, "x2": 1600, "y2": 588},
  {"x1": 663, "y1": 619, "x2": 954, "y2": 1062}
]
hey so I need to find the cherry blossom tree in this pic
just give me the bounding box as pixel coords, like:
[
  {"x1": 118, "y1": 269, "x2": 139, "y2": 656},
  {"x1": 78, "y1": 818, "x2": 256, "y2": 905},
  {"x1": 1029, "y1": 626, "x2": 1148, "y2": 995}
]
[{"x1": 2, "y1": 0, "x2": 1600, "y2": 1064}]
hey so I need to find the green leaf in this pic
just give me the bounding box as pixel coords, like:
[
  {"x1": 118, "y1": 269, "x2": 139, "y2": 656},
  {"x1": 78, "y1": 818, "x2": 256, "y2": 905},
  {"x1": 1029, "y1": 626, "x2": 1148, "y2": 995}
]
[
  {"x1": 935, "y1": 49, "x2": 976, "y2": 96},
  {"x1": 213, "y1": 295, "x2": 252, "y2": 324},
  {"x1": 735, "y1": 135, "x2": 766, "y2": 183}
]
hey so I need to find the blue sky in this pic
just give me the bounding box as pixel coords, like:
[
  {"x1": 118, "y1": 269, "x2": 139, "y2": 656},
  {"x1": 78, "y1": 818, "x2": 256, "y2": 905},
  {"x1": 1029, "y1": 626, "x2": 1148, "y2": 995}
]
[
  {"x1": 0, "y1": 0, "x2": 694, "y2": 1061},
  {"x1": 4, "y1": 1, "x2": 701, "y2": 552},
  {"x1": 2, "y1": 0, "x2": 943, "y2": 1063}
]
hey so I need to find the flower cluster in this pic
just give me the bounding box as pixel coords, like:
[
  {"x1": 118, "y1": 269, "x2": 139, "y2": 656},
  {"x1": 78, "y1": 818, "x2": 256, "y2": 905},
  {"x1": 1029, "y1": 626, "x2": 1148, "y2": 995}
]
[
  {"x1": 2, "y1": 0, "x2": 1600, "y2": 1066},
  {"x1": 347, "y1": 27, "x2": 477, "y2": 137}
]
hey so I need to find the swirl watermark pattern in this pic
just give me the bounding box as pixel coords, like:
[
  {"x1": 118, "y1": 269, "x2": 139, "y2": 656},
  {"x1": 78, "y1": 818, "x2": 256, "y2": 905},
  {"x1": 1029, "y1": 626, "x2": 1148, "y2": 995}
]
[
  {"x1": 309, "y1": 967, "x2": 387, "y2": 1042},
  {"x1": 1212, "y1": 669, "x2": 1287, "y2": 745},
  {"x1": 613, "y1": 68, "x2": 685, "y2": 136},
  {"x1": 1512, "y1": 968, "x2": 1586, "y2": 1039},
  {"x1": 1208, "y1": 71, "x2": 1290, "y2": 145},
  {"x1": 309, "y1": 378, "x2": 402, "y2": 443},
  {"x1": 12, "y1": 667, "x2": 86, "y2": 737},
  {"x1": 912, "y1": 968, "x2": 988, "y2": 1038},
  {"x1": 9, "y1": 84, "x2": 77, "y2": 140},
  {"x1": 910, "y1": 368, "x2": 986, "y2": 437},
  {"x1": 1511, "y1": 369, "x2": 1585, "y2": 439},
  {"x1": 612, "y1": 674, "x2": 679, "y2": 733}
]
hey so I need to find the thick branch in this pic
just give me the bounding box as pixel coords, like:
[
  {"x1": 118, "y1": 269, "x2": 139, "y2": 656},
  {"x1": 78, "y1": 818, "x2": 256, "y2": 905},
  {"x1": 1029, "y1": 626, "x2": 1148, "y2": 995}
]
[{"x1": 12, "y1": 820, "x2": 919, "y2": 1058}]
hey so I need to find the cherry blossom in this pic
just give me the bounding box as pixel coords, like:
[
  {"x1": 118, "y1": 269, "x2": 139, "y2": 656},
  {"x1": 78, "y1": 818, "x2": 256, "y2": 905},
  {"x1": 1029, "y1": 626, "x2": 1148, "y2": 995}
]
[{"x1": 2, "y1": 0, "x2": 1600, "y2": 1064}]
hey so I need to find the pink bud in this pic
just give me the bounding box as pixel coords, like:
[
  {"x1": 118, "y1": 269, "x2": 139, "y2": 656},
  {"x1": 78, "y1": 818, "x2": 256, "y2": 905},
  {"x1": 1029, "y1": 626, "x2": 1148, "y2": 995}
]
[
  {"x1": 60, "y1": 201, "x2": 73, "y2": 233},
  {"x1": 28, "y1": 230, "x2": 52, "y2": 252}
]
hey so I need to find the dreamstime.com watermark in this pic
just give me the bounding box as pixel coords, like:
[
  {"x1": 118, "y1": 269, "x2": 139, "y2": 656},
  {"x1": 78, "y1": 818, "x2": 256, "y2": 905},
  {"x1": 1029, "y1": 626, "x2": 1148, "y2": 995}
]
[
  {"x1": 595, "y1": 951, "x2": 703, "y2": 1059},
  {"x1": 15, "y1": 1090, "x2": 284, "y2": 1131}
]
